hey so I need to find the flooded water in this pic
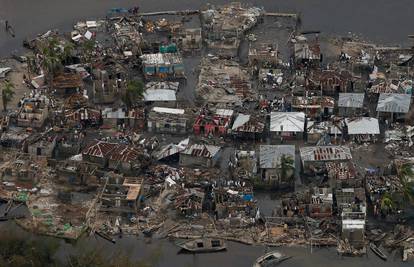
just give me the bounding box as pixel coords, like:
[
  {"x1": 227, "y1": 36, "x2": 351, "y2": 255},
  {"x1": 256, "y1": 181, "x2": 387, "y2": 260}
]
[
  {"x1": 1, "y1": 0, "x2": 414, "y2": 57},
  {"x1": 1, "y1": 0, "x2": 413, "y2": 266},
  {"x1": 0, "y1": 220, "x2": 410, "y2": 267}
]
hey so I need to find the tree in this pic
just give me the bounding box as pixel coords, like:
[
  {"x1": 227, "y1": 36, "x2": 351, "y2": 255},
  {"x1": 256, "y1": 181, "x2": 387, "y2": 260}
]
[
  {"x1": 380, "y1": 193, "x2": 394, "y2": 214},
  {"x1": 279, "y1": 155, "x2": 295, "y2": 182},
  {"x1": 122, "y1": 80, "x2": 144, "y2": 108},
  {"x1": 61, "y1": 42, "x2": 75, "y2": 65},
  {"x1": 398, "y1": 163, "x2": 414, "y2": 205},
  {"x1": 2, "y1": 80, "x2": 15, "y2": 112},
  {"x1": 40, "y1": 37, "x2": 63, "y2": 91}
]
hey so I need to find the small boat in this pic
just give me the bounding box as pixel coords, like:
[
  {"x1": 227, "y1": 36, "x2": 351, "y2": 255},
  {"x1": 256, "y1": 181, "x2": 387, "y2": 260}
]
[
  {"x1": 370, "y1": 243, "x2": 387, "y2": 261},
  {"x1": 253, "y1": 251, "x2": 291, "y2": 267},
  {"x1": 176, "y1": 238, "x2": 226, "y2": 253}
]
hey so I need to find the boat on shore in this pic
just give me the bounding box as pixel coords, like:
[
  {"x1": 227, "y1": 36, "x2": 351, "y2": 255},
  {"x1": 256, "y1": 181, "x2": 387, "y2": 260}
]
[
  {"x1": 370, "y1": 243, "x2": 387, "y2": 261},
  {"x1": 176, "y1": 238, "x2": 226, "y2": 253},
  {"x1": 253, "y1": 251, "x2": 291, "y2": 267}
]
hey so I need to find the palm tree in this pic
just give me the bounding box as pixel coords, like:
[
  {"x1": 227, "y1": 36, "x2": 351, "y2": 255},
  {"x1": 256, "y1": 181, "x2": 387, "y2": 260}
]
[
  {"x1": 61, "y1": 42, "x2": 75, "y2": 65},
  {"x1": 2, "y1": 80, "x2": 15, "y2": 112},
  {"x1": 398, "y1": 163, "x2": 414, "y2": 205},
  {"x1": 122, "y1": 80, "x2": 144, "y2": 108},
  {"x1": 40, "y1": 38, "x2": 63, "y2": 91}
]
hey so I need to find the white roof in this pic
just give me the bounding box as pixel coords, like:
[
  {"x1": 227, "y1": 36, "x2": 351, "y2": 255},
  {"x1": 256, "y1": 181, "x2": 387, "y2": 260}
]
[
  {"x1": 346, "y1": 117, "x2": 380, "y2": 135},
  {"x1": 152, "y1": 107, "x2": 185, "y2": 115},
  {"x1": 259, "y1": 145, "x2": 295, "y2": 169},
  {"x1": 377, "y1": 93, "x2": 411, "y2": 113},
  {"x1": 270, "y1": 112, "x2": 305, "y2": 132},
  {"x1": 338, "y1": 93, "x2": 364, "y2": 108},
  {"x1": 300, "y1": 146, "x2": 352, "y2": 162},
  {"x1": 232, "y1": 114, "x2": 250, "y2": 130},
  {"x1": 342, "y1": 219, "x2": 365, "y2": 229},
  {"x1": 144, "y1": 89, "x2": 176, "y2": 102},
  {"x1": 102, "y1": 108, "x2": 125, "y2": 119},
  {"x1": 215, "y1": 109, "x2": 234, "y2": 117}
]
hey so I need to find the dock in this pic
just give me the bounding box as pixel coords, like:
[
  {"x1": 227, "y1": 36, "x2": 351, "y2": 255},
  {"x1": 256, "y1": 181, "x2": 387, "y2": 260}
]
[
  {"x1": 264, "y1": 12, "x2": 298, "y2": 19},
  {"x1": 139, "y1": 10, "x2": 199, "y2": 17}
]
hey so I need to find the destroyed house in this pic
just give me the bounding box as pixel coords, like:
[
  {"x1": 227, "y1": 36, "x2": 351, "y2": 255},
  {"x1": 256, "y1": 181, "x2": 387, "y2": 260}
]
[
  {"x1": 82, "y1": 141, "x2": 118, "y2": 167},
  {"x1": 1, "y1": 156, "x2": 40, "y2": 184},
  {"x1": 55, "y1": 161, "x2": 98, "y2": 185},
  {"x1": 171, "y1": 28, "x2": 202, "y2": 51},
  {"x1": 17, "y1": 98, "x2": 49, "y2": 129},
  {"x1": 197, "y1": 58, "x2": 255, "y2": 103},
  {"x1": 65, "y1": 107, "x2": 101, "y2": 127},
  {"x1": 100, "y1": 175, "x2": 143, "y2": 213},
  {"x1": 56, "y1": 133, "x2": 83, "y2": 158},
  {"x1": 147, "y1": 107, "x2": 187, "y2": 134},
  {"x1": 92, "y1": 69, "x2": 118, "y2": 104},
  {"x1": 365, "y1": 174, "x2": 404, "y2": 203},
  {"x1": 214, "y1": 187, "x2": 256, "y2": 220},
  {"x1": 259, "y1": 145, "x2": 296, "y2": 188},
  {"x1": 193, "y1": 109, "x2": 233, "y2": 137},
  {"x1": 26, "y1": 135, "x2": 57, "y2": 158},
  {"x1": 201, "y1": 3, "x2": 261, "y2": 56},
  {"x1": 179, "y1": 144, "x2": 221, "y2": 168},
  {"x1": 294, "y1": 35, "x2": 321, "y2": 66},
  {"x1": 308, "y1": 70, "x2": 353, "y2": 95},
  {"x1": 53, "y1": 73, "x2": 83, "y2": 96},
  {"x1": 306, "y1": 120, "x2": 343, "y2": 144},
  {"x1": 0, "y1": 130, "x2": 29, "y2": 148},
  {"x1": 248, "y1": 43, "x2": 279, "y2": 67},
  {"x1": 270, "y1": 112, "x2": 305, "y2": 139},
  {"x1": 341, "y1": 210, "x2": 366, "y2": 249},
  {"x1": 108, "y1": 145, "x2": 148, "y2": 174},
  {"x1": 141, "y1": 53, "x2": 184, "y2": 79},
  {"x1": 326, "y1": 162, "x2": 362, "y2": 189},
  {"x1": 230, "y1": 150, "x2": 257, "y2": 180},
  {"x1": 345, "y1": 117, "x2": 380, "y2": 142},
  {"x1": 231, "y1": 114, "x2": 265, "y2": 139},
  {"x1": 300, "y1": 146, "x2": 352, "y2": 174},
  {"x1": 174, "y1": 189, "x2": 204, "y2": 216},
  {"x1": 127, "y1": 107, "x2": 145, "y2": 130},
  {"x1": 101, "y1": 108, "x2": 126, "y2": 126},
  {"x1": 291, "y1": 96, "x2": 334, "y2": 118},
  {"x1": 113, "y1": 18, "x2": 142, "y2": 56}
]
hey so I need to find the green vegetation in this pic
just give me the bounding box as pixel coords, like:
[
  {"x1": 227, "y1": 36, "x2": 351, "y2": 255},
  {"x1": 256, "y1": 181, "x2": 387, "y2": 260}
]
[
  {"x1": 1, "y1": 80, "x2": 15, "y2": 112},
  {"x1": 122, "y1": 80, "x2": 144, "y2": 108},
  {"x1": 279, "y1": 155, "x2": 295, "y2": 182}
]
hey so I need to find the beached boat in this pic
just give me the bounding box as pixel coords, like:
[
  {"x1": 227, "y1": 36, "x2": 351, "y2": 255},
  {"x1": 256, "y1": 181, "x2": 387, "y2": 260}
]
[
  {"x1": 176, "y1": 238, "x2": 226, "y2": 253},
  {"x1": 370, "y1": 243, "x2": 387, "y2": 261},
  {"x1": 253, "y1": 251, "x2": 291, "y2": 267}
]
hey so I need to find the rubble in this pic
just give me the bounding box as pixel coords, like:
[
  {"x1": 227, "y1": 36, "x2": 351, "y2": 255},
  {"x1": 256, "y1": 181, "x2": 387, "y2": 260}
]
[{"x1": 0, "y1": 2, "x2": 413, "y2": 262}]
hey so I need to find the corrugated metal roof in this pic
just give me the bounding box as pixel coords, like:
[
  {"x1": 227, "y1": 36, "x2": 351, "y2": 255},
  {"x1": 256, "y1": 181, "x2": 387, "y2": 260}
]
[
  {"x1": 231, "y1": 114, "x2": 250, "y2": 130},
  {"x1": 109, "y1": 145, "x2": 143, "y2": 163},
  {"x1": 154, "y1": 138, "x2": 189, "y2": 160},
  {"x1": 102, "y1": 108, "x2": 126, "y2": 119},
  {"x1": 376, "y1": 93, "x2": 411, "y2": 113},
  {"x1": 146, "y1": 81, "x2": 179, "y2": 91},
  {"x1": 338, "y1": 93, "x2": 364, "y2": 108},
  {"x1": 270, "y1": 112, "x2": 305, "y2": 132},
  {"x1": 144, "y1": 89, "x2": 177, "y2": 101},
  {"x1": 300, "y1": 146, "x2": 352, "y2": 162},
  {"x1": 181, "y1": 144, "x2": 221, "y2": 158},
  {"x1": 215, "y1": 109, "x2": 234, "y2": 117},
  {"x1": 152, "y1": 107, "x2": 185, "y2": 115},
  {"x1": 259, "y1": 145, "x2": 295, "y2": 169},
  {"x1": 346, "y1": 117, "x2": 380, "y2": 135},
  {"x1": 82, "y1": 141, "x2": 118, "y2": 158}
]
